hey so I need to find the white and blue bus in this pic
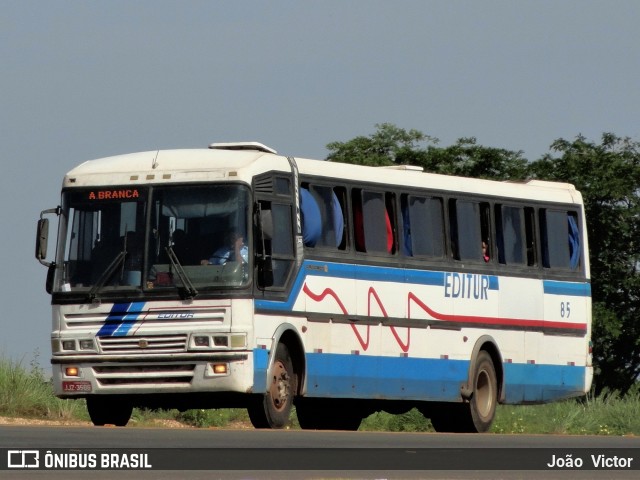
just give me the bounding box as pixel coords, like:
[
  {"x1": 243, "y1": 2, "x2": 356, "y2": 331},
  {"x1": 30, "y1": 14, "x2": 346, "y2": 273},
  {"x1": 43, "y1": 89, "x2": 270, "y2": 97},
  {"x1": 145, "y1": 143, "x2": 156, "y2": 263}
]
[{"x1": 36, "y1": 142, "x2": 592, "y2": 432}]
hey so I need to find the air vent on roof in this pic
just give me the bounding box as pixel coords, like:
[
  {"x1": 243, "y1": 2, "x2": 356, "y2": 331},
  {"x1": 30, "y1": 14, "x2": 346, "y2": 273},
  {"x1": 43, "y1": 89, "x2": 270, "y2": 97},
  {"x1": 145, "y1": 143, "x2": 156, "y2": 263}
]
[
  {"x1": 379, "y1": 165, "x2": 423, "y2": 172},
  {"x1": 208, "y1": 142, "x2": 277, "y2": 154}
]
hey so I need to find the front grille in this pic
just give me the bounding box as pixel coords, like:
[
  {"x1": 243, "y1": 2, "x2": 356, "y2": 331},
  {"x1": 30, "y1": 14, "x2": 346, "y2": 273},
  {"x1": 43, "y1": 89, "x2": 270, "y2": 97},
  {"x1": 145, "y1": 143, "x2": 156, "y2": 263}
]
[
  {"x1": 93, "y1": 364, "x2": 195, "y2": 386},
  {"x1": 98, "y1": 334, "x2": 188, "y2": 354}
]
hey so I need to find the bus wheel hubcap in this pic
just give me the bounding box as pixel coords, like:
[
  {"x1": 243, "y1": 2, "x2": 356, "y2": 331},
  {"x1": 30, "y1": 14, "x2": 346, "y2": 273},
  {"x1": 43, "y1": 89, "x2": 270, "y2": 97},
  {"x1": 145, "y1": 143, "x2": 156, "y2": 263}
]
[{"x1": 270, "y1": 360, "x2": 290, "y2": 411}]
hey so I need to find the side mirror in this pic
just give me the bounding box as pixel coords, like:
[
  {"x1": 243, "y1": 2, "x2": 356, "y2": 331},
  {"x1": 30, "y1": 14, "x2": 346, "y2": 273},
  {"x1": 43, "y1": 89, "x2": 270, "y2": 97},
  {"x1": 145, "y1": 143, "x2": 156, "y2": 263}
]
[
  {"x1": 35, "y1": 218, "x2": 50, "y2": 266},
  {"x1": 36, "y1": 207, "x2": 61, "y2": 293}
]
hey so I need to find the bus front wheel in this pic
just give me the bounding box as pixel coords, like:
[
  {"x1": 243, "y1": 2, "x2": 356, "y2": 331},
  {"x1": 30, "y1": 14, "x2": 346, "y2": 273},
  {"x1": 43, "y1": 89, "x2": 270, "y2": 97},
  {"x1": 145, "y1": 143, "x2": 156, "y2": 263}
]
[
  {"x1": 248, "y1": 343, "x2": 296, "y2": 429},
  {"x1": 86, "y1": 396, "x2": 133, "y2": 427}
]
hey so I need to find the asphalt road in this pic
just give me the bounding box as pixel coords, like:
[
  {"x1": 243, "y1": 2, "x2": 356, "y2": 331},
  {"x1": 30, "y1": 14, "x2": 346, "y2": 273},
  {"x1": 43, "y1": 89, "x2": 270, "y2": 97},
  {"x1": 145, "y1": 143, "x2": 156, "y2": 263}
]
[{"x1": 2, "y1": 425, "x2": 639, "y2": 479}]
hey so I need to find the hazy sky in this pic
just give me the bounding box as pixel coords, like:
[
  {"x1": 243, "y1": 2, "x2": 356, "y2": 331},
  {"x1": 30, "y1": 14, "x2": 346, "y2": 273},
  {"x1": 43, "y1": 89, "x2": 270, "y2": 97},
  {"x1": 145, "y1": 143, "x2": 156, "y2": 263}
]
[{"x1": 2, "y1": 1, "x2": 639, "y2": 367}]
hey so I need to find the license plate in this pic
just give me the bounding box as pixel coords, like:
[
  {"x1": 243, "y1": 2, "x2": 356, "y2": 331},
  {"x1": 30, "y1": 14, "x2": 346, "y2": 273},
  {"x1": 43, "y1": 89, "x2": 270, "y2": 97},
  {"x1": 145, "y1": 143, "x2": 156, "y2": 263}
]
[{"x1": 62, "y1": 381, "x2": 92, "y2": 393}]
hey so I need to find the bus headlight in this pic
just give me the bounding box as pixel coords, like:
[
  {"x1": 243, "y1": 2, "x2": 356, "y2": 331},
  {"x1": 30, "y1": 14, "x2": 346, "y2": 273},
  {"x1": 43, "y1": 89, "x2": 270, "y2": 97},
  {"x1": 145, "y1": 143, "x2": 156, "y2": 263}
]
[
  {"x1": 194, "y1": 336, "x2": 210, "y2": 347},
  {"x1": 189, "y1": 333, "x2": 247, "y2": 350},
  {"x1": 79, "y1": 339, "x2": 95, "y2": 350},
  {"x1": 213, "y1": 336, "x2": 228, "y2": 347},
  {"x1": 57, "y1": 338, "x2": 96, "y2": 353}
]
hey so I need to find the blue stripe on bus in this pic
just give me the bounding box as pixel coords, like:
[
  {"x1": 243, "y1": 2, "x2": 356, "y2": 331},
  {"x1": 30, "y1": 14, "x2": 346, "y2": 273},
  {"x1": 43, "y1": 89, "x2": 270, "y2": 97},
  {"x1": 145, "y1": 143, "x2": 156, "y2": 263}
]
[
  {"x1": 257, "y1": 260, "x2": 590, "y2": 313},
  {"x1": 543, "y1": 281, "x2": 591, "y2": 297},
  {"x1": 97, "y1": 302, "x2": 146, "y2": 337},
  {"x1": 252, "y1": 349, "x2": 586, "y2": 403},
  {"x1": 503, "y1": 362, "x2": 587, "y2": 403},
  {"x1": 304, "y1": 353, "x2": 468, "y2": 401},
  {"x1": 253, "y1": 348, "x2": 269, "y2": 391},
  {"x1": 256, "y1": 260, "x2": 507, "y2": 312}
]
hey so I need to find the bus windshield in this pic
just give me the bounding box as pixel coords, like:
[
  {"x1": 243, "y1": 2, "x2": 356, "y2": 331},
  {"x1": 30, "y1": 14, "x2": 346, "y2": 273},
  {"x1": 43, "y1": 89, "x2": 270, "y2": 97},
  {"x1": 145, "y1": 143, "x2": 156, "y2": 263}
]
[{"x1": 57, "y1": 184, "x2": 250, "y2": 295}]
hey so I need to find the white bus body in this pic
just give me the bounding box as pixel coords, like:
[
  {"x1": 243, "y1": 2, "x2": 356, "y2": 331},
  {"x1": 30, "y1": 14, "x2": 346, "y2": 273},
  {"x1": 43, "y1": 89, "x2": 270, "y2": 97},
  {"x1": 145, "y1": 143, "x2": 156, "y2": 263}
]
[{"x1": 36, "y1": 143, "x2": 592, "y2": 432}]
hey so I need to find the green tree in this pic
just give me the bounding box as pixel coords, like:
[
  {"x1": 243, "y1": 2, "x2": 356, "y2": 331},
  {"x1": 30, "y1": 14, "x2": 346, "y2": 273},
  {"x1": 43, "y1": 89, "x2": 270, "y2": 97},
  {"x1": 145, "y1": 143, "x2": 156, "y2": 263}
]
[
  {"x1": 326, "y1": 124, "x2": 528, "y2": 180},
  {"x1": 423, "y1": 137, "x2": 528, "y2": 180},
  {"x1": 528, "y1": 134, "x2": 640, "y2": 394},
  {"x1": 326, "y1": 123, "x2": 435, "y2": 167}
]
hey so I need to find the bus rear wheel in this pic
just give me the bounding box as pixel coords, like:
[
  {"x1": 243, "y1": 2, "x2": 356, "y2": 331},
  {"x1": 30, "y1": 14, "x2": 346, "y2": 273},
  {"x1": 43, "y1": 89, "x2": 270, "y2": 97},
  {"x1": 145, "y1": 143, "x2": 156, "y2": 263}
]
[
  {"x1": 429, "y1": 351, "x2": 497, "y2": 433},
  {"x1": 248, "y1": 343, "x2": 296, "y2": 429},
  {"x1": 468, "y1": 350, "x2": 498, "y2": 432},
  {"x1": 86, "y1": 396, "x2": 133, "y2": 427}
]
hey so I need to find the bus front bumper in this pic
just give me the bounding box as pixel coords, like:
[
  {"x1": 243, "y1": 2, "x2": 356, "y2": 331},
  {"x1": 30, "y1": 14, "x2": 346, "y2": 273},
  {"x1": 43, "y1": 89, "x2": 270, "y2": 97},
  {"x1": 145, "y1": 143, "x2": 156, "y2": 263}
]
[{"x1": 51, "y1": 352, "x2": 253, "y2": 397}]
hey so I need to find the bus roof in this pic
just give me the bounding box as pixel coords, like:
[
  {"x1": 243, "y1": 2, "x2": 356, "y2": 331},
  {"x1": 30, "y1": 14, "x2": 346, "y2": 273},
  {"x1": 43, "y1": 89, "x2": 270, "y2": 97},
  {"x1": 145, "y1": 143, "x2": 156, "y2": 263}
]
[
  {"x1": 293, "y1": 156, "x2": 581, "y2": 204},
  {"x1": 63, "y1": 144, "x2": 581, "y2": 205}
]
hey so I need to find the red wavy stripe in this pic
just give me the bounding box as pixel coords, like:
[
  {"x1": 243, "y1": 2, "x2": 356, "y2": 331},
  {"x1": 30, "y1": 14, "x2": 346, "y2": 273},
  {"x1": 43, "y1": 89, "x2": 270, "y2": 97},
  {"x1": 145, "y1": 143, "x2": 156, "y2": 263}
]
[
  {"x1": 407, "y1": 292, "x2": 587, "y2": 331},
  {"x1": 303, "y1": 283, "x2": 370, "y2": 350}
]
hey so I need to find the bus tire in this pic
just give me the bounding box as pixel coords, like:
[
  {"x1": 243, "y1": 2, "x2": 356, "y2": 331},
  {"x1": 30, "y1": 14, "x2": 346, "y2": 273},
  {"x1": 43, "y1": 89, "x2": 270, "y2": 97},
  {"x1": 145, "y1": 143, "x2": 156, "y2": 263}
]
[
  {"x1": 86, "y1": 396, "x2": 133, "y2": 427},
  {"x1": 248, "y1": 343, "x2": 296, "y2": 429},
  {"x1": 467, "y1": 350, "x2": 498, "y2": 432},
  {"x1": 428, "y1": 351, "x2": 497, "y2": 433}
]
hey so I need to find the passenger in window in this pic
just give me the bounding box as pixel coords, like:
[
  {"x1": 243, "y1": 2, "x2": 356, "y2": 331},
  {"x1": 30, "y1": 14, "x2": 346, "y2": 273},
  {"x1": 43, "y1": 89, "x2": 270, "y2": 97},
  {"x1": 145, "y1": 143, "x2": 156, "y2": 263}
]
[
  {"x1": 482, "y1": 241, "x2": 490, "y2": 263},
  {"x1": 201, "y1": 231, "x2": 248, "y2": 265},
  {"x1": 385, "y1": 209, "x2": 394, "y2": 254},
  {"x1": 300, "y1": 188, "x2": 321, "y2": 247}
]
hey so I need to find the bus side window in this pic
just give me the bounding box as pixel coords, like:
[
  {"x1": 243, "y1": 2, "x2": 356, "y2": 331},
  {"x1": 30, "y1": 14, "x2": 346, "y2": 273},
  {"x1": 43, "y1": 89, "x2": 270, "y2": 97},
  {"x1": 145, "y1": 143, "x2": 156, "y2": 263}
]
[
  {"x1": 352, "y1": 189, "x2": 365, "y2": 252},
  {"x1": 307, "y1": 184, "x2": 346, "y2": 250},
  {"x1": 401, "y1": 194, "x2": 444, "y2": 258},
  {"x1": 274, "y1": 177, "x2": 291, "y2": 195},
  {"x1": 384, "y1": 192, "x2": 397, "y2": 254},
  {"x1": 568, "y1": 212, "x2": 581, "y2": 270},
  {"x1": 480, "y1": 203, "x2": 492, "y2": 262},
  {"x1": 524, "y1": 207, "x2": 536, "y2": 266},
  {"x1": 333, "y1": 187, "x2": 348, "y2": 250},
  {"x1": 540, "y1": 209, "x2": 580, "y2": 270},
  {"x1": 271, "y1": 203, "x2": 295, "y2": 286},
  {"x1": 495, "y1": 205, "x2": 526, "y2": 265},
  {"x1": 256, "y1": 200, "x2": 295, "y2": 288},
  {"x1": 300, "y1": 187, "x2": 321, "y2": 247},
  {"x1": 449, "y1": 199, "x2": 491, "y2": 262},
  {"x1": 352, "y1": 189, "x2": 395, "y2": 254}
]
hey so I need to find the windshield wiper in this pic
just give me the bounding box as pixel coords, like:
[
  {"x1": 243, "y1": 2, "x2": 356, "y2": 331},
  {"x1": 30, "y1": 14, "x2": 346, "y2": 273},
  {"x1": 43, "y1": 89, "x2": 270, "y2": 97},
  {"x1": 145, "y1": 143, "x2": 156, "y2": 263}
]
[
  {"x1": 87, "y1": 251, "x2": 127, "y2": 303},
  {"x1": 165, "y1": 246, "x2": 198, "y2": 299}
]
